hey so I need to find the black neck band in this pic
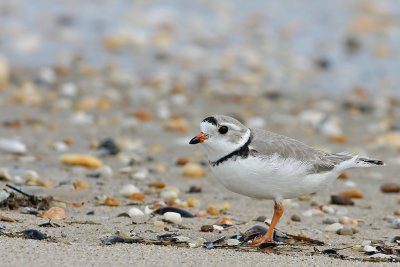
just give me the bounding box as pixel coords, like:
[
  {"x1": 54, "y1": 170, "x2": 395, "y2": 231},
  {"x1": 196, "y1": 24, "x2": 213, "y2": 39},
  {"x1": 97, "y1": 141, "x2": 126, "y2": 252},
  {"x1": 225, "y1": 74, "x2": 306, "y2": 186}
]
[{"x1": 209, "y1": 131, "x2": 253, "y2": 167}]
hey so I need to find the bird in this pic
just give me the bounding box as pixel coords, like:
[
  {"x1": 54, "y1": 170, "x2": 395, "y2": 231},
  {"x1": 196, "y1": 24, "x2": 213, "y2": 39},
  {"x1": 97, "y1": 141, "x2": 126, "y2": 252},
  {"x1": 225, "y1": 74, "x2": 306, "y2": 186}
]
[{"x1": 189, "y1": 115, "x2": 384, "y2": 246}]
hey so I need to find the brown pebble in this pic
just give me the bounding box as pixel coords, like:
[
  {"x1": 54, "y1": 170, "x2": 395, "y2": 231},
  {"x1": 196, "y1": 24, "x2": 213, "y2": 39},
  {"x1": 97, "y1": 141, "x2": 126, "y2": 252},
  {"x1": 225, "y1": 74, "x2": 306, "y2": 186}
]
[
  {"x1": 73, "y1": 179, "x2": 90, "y2": 190},
  {"x1": 176, "y1": 157, "x2": 190, "y2": 166},
  {"x1": 133, "y1": 111, "x2": 153, "y2": 121},
  {"x1": 339, "y1": 189, "x2": 364, "y2": 199},
  {"x1": 182, "y1": 163, "x2": 205, "y2": 178},
  {"x1": 338, "y1": 172, "x2": 348, "y2": 180},
  {"x1": 60, "y1": 154, "x2": 102, "y2": 168},
  {"x1": 291, "y1": 214, "x2": 301, "y2": 222},
  {"x1": 148, "y1": 181, "x2": 166, "y2": 189},
  {"x1": 201, "y1": 225, "x2": 214, "y2": 232},
  {"x1": 188, "y1": 185, "x2": 202, "y2": 193},
  {"x1": 0, "y1": 215, "x2": 16, "y2": 222},
  {"x1": 104, "y1": 197, "x2": 121, "y2": 207},
  {"x1": 331, "y1": 195, "x2": 354, "y2": 206},
  {"x1": 40, "y1": 207, "x2": 67, "y2": 220},
  {"x1": 127, "y1": 193, "x2": 145, "y2": 202},
  {"x1": 207, "y1": 205, "x2": 219, "y2": 216},
  {"x1": 394, "y1": 209, "x2": 400, "y2": 216},
  {"x1": 328, "y1": 135, "x2": 348, "y2": 144},
  {"x1": 381, "y1": 183, "x2": 400, "y2": 193}
]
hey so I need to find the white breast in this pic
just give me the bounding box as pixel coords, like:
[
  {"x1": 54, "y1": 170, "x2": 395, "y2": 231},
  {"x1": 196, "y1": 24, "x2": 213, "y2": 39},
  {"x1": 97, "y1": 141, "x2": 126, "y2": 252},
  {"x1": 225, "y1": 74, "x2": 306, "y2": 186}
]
[{"x1": 210, "y1": 154, "x2": 338, "y2": 201}]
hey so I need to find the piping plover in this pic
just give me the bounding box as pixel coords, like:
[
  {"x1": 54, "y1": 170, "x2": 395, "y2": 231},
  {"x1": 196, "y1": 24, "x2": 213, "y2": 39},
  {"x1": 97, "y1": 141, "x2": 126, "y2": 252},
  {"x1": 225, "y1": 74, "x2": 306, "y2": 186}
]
[{"x1": 189, "y1": 115, "x2": 384, "y2": 246}]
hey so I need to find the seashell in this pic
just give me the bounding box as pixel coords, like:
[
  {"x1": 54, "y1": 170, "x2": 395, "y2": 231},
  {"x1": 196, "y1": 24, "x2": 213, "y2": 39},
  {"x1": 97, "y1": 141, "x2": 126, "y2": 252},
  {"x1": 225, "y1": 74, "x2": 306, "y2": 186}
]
[
  {"x1": 104, "y1": 197, "x2": 121, "y2": 207},
  {"x1": 163, "y1": 212, "x2": 182, "y2": 224},
  {"x1": 119, "y1": 184, "x2": 140, "y2": 197},
  {"x1": 154, "y1": 206, "x2": 194, "y2": 218},
  {"x1": 0, "y1": 138, "x2": 27, "y2": 154},
  {"x1": 40, "y1": 207, "x2": 67, "y2": 220},
  {"x1": 127, "y1": 192, "x2": 145, "y2": 202}
]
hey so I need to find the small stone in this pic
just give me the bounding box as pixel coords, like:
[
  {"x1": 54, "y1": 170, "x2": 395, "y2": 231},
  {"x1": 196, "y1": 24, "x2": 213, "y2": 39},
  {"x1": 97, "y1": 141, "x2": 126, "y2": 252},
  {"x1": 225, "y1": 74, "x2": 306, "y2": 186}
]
[
  {"x1": 291, "y1": 214, "x2": 301, "y2": 222},
  {"x1": 215, "y1": 217, "x2": 233, "y2": 225},
  {"x1": 182, "y1": 163, "x2": 205, "y2": 178},
  {"x1": 119, "y1": 184, "x2": 140, "y2": 197},
  {"x1": 0, "y1": 168, "x2": 12, "y2": 181},
  {"x1": 321, "y1": 205, "x2": 335, "y2": 214},
  {"x1": 60, "y1": 154, "x2": 102, "y2": 168},
  {"x1": 392, "y1": 218, "x2": 400, "y2": 229},
  {"x1": 302, "y1": 210, "x2": 313, "y2": 217},
  {"x1": 98, "y1": 138, "x2": 120, "y2": 156},
  {"x1": 0, "y1": 56, "x2": 10, "y2": 89},
  {"x1": 163, "y1": 212, "x2": 182, "y2": 224},
  {"x1": 394, "y1": 209, "x2": 400, "y2": 216},
  {"x1": 148, "y1": 181, "x2": 166, "y2": 189},
  {"x1": 104, "y1": 197, "x2": 121, "y2": 207},
  {"x1": 128, "y1": 208, "x2": 144, "y2": 218},
  {"x1": 339, "y1": 216, "x2": 358, "y2": 225},
  {"x1": 133, "y1": 111, "x2": 153, "y2": 121},
  {"x1": 331, "y1": 195, "x2": 354, "y2": 206},
  {"x1": 0, "y1": 190, "x2": 10, "y2": 202},
  {"x1": 161, "y1": 189, "x2": 179, "y2": 200},
  {"x1": 322, "y1": 216, "x2": 339, "y2": 224},
  {"x1": 338, "y1": 172, "x2": 349, "y2": 180},
  {"x1": 363, "y1": 245, "x2": 377, "y2": 253},
  {"x1": 98, "y1": 165, "x2": 113, "y2": 178},
  {"x1": 188, "y1": 185, "x2": 202, "y2": 193},
  {"x1": 132, "y1": 169, "x2": 148, "y2": 180},
  {"x1": 226, "y1": 239, "x2": 240, "y2": 246},
  {"x1": 207, "y1": 205, "x2": 219, "y2": 216},
  {"x1": 298, "y1": 194, "x2": 312, "y2": 201},
  {"x1": 352, "y1": 245, "x2": 363, "y2": 252},
  {"x1": 361, "y1": 240, "x2": 372, "y2": 246},
  {"x1": 337, "y1": 227, "x2": 356, "y2": 236},
  {"x1": 127, "y1": 192, "x2": 145, "y2": 202},
  {"x1": 164, "y1": 117, "x2": 189, "y2": 133},
  {"x1": 176, "y1": 157, "x2": 190, "y2": 166},
  {"x1": 40, "y1": 207, "x2": 67, "y2": 220},
  {"x1": 324, "y1": 223, "x2": 343, "y2": 232},
  {"x1": 380, "y1": 183, "x2": 400, "y2": 193},
  {"x1": 0, "y1": 138, "x2": 27, "y2": 154},
  {"x1": 186, "y1": 197, "x2": 198, "y2": 208},
  {"x1": 339, "y1": 189, "x2": 364, "y2": 199},
  {"x1": 328, "y1": 135, "x2": 348, "y2": 144},
  {"x1": 201, "y1": 225, "x2": 214, "y2": 232},
  {"x1": 73, "y1": 180, "x2": 90, "y2": 190},
  {"x1": 212, "y1": 225, "x2": 224, "y2": 232}
]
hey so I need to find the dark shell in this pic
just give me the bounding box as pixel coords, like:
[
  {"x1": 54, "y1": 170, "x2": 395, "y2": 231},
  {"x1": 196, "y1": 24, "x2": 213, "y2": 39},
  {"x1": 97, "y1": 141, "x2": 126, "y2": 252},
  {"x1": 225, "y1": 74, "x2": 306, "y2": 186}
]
[
  {"x1": 154, "y1": 206, "x2": 194, "y2": 218},
  {"x1": 20, "y1": 229, "x2": 48, "y2": 240}
]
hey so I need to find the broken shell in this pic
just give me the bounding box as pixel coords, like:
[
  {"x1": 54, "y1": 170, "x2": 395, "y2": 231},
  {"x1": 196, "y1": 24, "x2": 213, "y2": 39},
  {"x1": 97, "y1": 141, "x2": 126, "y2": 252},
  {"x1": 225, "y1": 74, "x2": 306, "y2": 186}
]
[
  {"x1": 128, "y1": 208, "x2": 144, "y2": 218},
  {"x1": 60, "y1": 154, "x2": 102, "y2": 168},
  {"x1": 40, "y1": 207, "x2": 67, "y2": 220},
  {"x1": 119, "y1": 184, "x2": 140, "y2": 197},
  {"x1": 127, "y1": 193, "x2": 145, "y2": 202},
  {"x1": 339, "y1": 189, "x2": 364, "y2": 199},
  {"x1": 163, "y1": 212, "x2": 182, "y2": 224},
  {"x1": 182, "y1": 163, "x2": 205, "y2": 178}
]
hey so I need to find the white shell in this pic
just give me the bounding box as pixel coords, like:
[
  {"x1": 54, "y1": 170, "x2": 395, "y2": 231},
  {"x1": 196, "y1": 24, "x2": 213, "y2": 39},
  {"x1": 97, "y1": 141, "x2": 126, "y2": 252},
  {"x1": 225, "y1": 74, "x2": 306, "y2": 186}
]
[
  {"x1": 163, "y1": 212, "x2": 182, "y2": 224},
  {"x1": 0, "y1": 138, "x2": 27, "y2": 154},
  {"x1": 128, "y1": 208, "x2": 144, "y2": 218}
]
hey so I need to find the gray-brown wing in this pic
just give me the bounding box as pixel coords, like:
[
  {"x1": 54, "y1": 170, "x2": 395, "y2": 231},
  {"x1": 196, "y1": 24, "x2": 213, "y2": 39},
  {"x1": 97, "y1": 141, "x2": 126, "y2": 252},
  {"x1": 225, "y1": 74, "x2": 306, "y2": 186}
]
[{"x1": 249, "y1": 128, "x2": 352, "y2": 173}]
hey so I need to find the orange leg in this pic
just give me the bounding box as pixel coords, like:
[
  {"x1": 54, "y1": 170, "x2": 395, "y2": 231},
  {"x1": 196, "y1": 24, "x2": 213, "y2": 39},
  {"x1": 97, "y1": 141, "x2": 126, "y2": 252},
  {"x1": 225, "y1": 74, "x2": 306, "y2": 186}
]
[{"x1": 248, "y1": 201, "x2": 284, "y2": 247}]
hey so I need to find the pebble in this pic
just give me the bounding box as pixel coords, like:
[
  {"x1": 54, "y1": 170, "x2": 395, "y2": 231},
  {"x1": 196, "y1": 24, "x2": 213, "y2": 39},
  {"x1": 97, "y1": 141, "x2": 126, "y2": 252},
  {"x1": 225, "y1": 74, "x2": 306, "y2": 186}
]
[
  {"x1": 212, "y1": 225, "x2": 224, "y2": 232},
  {"x1": 339, "y1": 189, "x2": 364, "y2": 199},
  {"x1": 322, "y1": 216, "x2": 339, "y2": 224},
  {"x1": 0, "y1": 56, "x2": 9, "y2": 88},
  {"x1": 363, "y1": 245, "x2": 377, "y2": 253},
  {"x1": 0, "y1": 190, "x2": 10, "y2": 202},
  {"x1": 339, "y1": 216, "x2": 358, "y2": 225},
  {"x1": 98, "y1": 138, "x2": 120, "y2": 156},
  {"x1": 324, "y1": 223, "x2": 343, "y2": 232},
  {"x1": 330, "y1": 195, "x2": 354, "y2": 205},
  {"x1": 154, "y1": 220, "x2": 164, "y2": 227},
  {"x1": 302, "y1": 209, "x2": 324, "y2": 217},
  {"x1": 132, "y1": 169, "x2": 148, "y2": 180},
  {"x1": 380, "y1": 183, "x2": 400, "y2": 193},
  {"x1": 337, "y1": 226, "x2": 356, "y2": 236},
  {"x1": 394, "y1": 209, "x2": 400, "y2": 216},
  {"x1": 60, "y1": 154, "x2": 102, "y2": 168},
  {"x1": 128, "y1": 208, "x2": 145, "y2": 218},
  {"x1": 163, "y1": 212, "x2": 182, "y2": 224},
  {"x1": 0, "y1": 168, "x2": 12, "y2": 181},
  {"x1": 73, "y1": 180, "x2": 90, "y2": 190},
  {"x1": 226, "y1": 239, "x2": 240, "y2": 246},
  {"x1": 200, "y1": 225, "x2": 214, "y2": 232},
  {"x1": 391, "y1": 218, "x2": 400, "y2": 229},
  {"x1": 0, "y1": 138, "x2": 27, "y2": 154},
  {"x1": 321, "y1": 205, "x2": 335, "y2": 214},
  {"x1": 215, "y1": 217, "x2": 233, "y2": 225},
  {"x1": 182, "y1": 163, "x2": 206, "y2": 178},
  {"x1": 119, "y1": 184, "x2": 140, "y2": 197},
  {"x1": 52, "y1": 142, "x2": 68, "y2": 152},
  {"x1": 160, "y1": 189, "x2": 179, "y2": 200},
  {"x1": 98, "y1": 165, "x2": 113, "y2": 178},
  {"x1": 127, "y1": 192, "x2": 145, "y2": 201},
  {"x1": 40, "y1": 207, "x2": 67, "y2": 220},
  {"x1": 291, "y1": 214, "x2": 301, "y2": 222},
  {"x1": 188, "y1": 185, "x2": 202, "y2": 193}
]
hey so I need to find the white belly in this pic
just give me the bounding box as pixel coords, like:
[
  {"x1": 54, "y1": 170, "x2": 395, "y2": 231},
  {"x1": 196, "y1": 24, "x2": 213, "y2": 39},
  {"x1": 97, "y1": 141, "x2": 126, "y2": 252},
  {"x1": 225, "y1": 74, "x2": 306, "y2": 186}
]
[{"x1": 210, "y1": 155, "x2": 338, "y2": 200}]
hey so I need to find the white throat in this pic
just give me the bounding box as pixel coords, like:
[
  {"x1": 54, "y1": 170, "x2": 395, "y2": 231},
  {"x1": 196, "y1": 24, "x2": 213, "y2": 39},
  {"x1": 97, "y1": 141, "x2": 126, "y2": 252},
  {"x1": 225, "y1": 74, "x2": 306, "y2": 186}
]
[{"x1": 204, "y1": 129, "x2": 251, "y2": 162}]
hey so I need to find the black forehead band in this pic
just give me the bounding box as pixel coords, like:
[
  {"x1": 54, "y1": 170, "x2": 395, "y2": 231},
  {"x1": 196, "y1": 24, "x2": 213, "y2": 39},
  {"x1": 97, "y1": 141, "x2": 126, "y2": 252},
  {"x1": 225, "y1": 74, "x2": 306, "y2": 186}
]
[{"x1": 202, "y1": 116, "x2": 218, "y2": 126}]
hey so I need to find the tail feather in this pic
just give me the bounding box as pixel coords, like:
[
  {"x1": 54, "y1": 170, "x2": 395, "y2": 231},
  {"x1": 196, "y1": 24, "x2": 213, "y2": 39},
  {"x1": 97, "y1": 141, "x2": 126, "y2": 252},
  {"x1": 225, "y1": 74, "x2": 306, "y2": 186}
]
[{"x1": 356, "y1": 157, "x2": 385, "y2": 167}]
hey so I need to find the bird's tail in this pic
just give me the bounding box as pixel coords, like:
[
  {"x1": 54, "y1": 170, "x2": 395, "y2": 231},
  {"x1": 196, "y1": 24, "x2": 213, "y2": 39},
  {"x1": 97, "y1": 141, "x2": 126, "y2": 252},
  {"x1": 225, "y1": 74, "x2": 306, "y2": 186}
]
[{"x1": 355, "y1": 157, "x2": 385, "y2": 167}]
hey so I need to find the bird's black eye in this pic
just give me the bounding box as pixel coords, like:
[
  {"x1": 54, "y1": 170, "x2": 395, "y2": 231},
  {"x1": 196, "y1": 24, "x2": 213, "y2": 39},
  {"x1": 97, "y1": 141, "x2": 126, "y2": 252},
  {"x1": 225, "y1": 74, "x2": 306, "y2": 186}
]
[{"x1": 218, "y1": 126, "x2": 228, "y2": 134}]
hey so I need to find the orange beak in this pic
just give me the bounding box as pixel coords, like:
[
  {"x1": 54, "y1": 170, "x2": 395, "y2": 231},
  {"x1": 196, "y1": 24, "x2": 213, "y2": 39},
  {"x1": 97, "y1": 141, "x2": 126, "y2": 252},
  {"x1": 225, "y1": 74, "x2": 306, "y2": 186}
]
[{"x1": 189, "y1": 132, "x2": 208, "y2": 144}]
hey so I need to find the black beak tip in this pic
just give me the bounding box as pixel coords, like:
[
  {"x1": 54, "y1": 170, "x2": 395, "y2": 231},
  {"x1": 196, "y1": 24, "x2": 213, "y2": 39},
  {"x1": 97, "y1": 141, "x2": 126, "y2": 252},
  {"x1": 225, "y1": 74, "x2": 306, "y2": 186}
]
[{"x1": 189, "y1": 137, "x2": 200, "y2": 145}]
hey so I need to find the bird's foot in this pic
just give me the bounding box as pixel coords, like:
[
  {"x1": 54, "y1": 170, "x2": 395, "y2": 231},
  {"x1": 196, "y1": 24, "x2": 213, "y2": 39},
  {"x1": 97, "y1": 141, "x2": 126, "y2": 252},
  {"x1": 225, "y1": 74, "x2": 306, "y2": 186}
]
[{"x1": 246, "y1": 235, "x2": 273, "y2": 247}]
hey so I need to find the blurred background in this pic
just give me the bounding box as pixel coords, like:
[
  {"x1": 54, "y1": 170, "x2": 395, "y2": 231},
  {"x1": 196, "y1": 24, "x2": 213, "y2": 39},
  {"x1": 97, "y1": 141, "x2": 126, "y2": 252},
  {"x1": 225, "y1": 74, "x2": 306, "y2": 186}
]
[{"x1": 1, "y1": 0, "x2": 399, "y2": 95}]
